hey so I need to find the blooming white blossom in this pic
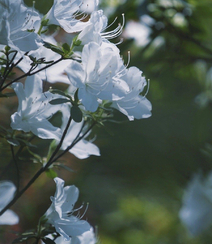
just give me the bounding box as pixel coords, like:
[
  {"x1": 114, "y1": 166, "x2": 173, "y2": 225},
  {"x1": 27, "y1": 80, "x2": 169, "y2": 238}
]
[
  {"x1": 45, "y1": 177, "x2": 91, "y2": 241},
  {"x1": 45, "y1": 0, "x2": 97, "y2": 33},
  {"x1": 111, "y1": 66, "x2": 152, "y2": 120},
  {"x1": 0, "y1": 181, "x2": 19, "y2": 225},
  {"x1": 179, "y1": 171, "x2": 212, "y2": 236},
  {"x1": 11, "y1": 75, "x2": 62, "y2": 140},
  {"x1": 65, "y1": 41, "x2": 151, "y2": 120},
  {"x1": 59, "y1": 105, "x2": 100, "y2": 159},
  {"x1": 0, "y1": 0, "x2": 42, "y2": 52},
  {"x1": 65, "y1": 41, "x2": 127, "y2": 112}
]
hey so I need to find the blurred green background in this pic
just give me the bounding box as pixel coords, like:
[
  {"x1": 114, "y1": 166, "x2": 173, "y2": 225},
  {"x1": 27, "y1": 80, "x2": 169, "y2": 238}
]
[{"x1": 2, "y1": 0, "x2": 212, "y2": 243}]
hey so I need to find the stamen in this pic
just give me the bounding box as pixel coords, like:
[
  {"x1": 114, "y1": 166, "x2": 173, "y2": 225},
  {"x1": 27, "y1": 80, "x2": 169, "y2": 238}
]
[
  {"x1": 125, "y1": 51, "x2": 131, "y2": 68},
  {"x1": 80, "y1": 202, "x2": 89, "y2": 219},
  {"x1": 141, "y1": 79, "x2": 150, "y2": 98},
  {"x1": 67, "y1": 203, "x2": 84, "y2": 216},
  {"x1": 104, "y1": 17, "x2": 118, "y2": 30},
  {"x1": 115, "y1": 37, "x2": 124, "y2": 45},
  {"x1": 102, "y1": 13, "x2": 125, "y2": 40}
]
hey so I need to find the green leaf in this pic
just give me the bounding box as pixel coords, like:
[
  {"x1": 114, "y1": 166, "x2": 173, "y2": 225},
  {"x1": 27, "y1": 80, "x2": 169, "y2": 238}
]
[
  {"x1": 42, "y1": 238, "x2": 56, "y2": 244},
  {"x1": 46, "y1": 168, "x2": 57, "y2": 179},
  {"x1": 74, "y1": 89, "x2": 79, "y2": 103},
  {"x1": 62, "y1": 43, "x2": 70, "y2": 53},
  {"x1": 12, "y1": 233, "x2": 37, "y2": 243},
  {"x1": 49, "y1": 88, "x2": 67, "y2": 96},
  {"x1": 46, "y1": 140, "x2": 57, "y2": 161},
  {"x1": 17, "y1": 139, "x2": 36, "y2": 148},
  {"x1": 27, "y1": 148, "x2": 43, "y2": 163},
  {"x1": 54, "y1": 163, "x2": 75, "y2": 172},
  {"x1": 71, "y1": 105, "x2": 82, "y2": 123},
  {"x1": 7, "y1": 138, "x2": 20, "y2": 146},
  {"x1": 41, "y1": 17, "x2": 49, "y2": 26},
  {"x1": 43, "y1": 42, "x2": 63, "y2": 55},
  {"x1": 72, "y1": 35, "x2": 81, "y2": 46},
  {"x1": 63, "y1": 51, "x2": 74, "y2": 59},
  {"x1": 49, "y1": 98, "x2": 70, "y2": 105},
  {"x1": 39, "y1": 215, "x2": 48, "y2": 225}
]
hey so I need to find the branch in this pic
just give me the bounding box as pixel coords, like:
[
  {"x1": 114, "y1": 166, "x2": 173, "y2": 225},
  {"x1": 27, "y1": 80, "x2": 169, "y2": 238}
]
[
  {"x1": 0, "y1": 119, "x2": 96, "y2": 217},
  {"x1": 0, "y1": 56, "x2": 63, "y2": 92}
]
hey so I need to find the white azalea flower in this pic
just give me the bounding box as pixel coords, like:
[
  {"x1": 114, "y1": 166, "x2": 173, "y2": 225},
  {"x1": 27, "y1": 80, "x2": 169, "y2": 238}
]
[
  {"x1": 45, "y1": 0, "x2": 96, "y2": 33},
  {"x1": 45, "y1": 177, "x2": 91, "y2": 241},
  {"x1": 112, "y1": 66, "x2": 152, "y2": 120},
  {"x1": 60, "y1": 105, "x2": 100, "y2": 159},
  {"x1": 0, "y1": 181, "x2": 19, "y2": 225},
  {"x1": 179, "y1": 171, "x2": 212, "y2": 236},
  {"x1": 11, "y1": 75, "x2": 62, "y2": 140},
  {"x1": 65, "y1": 41, "x2": 127, "y2": 112},
  {"x1": 0, "y1": 0, "x2": 42, "y2": 52}
]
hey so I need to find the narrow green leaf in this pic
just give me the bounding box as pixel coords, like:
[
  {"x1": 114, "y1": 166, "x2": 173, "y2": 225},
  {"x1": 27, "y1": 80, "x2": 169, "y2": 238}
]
[
  {"x1": 12, "y1": 234, "x2": 37, "y2": 243},
  {"x1": 49, "y1": 98, "x2": 70, "y2": 105},
  {"x1": 54, "y1": 163, "x2": 75, "y2": 172},
  {"x1": 49, "y1": 88, "x2": 67, "y2": 96},
  {"x1": 39, "y1": 215, "x2": 48, "y2": 225},
  {"x1": 7, "y1": 138, "x2": 20, "y2": 146},
  {"x1": 46, "y1": 140, "x2": 57, "y2": 161},
  {"x1": 27, "y1": 148, "x2": 43, "y2": 163},
  {"x1": 43, "y1": 42, "x2": 63, "y2": 55},
  {"x1": 74, "y1": 89, "x2": 79, "y2": 103}
]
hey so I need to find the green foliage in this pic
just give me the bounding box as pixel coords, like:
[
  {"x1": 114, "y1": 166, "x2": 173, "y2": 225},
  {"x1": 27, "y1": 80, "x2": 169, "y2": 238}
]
[{"x1": 71, "y1": 105, "x2": 83, "y2": 123}]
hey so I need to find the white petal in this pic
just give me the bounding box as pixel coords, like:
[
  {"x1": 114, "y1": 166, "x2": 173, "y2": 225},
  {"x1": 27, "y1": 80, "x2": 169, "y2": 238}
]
[
  {"x1": 65, "y1": 61, "x2": 85, "y2": 88},
  {"x1": 24, "y1": 75, "x2": 42, "y2": 99},
  {"x1": 0, "y1": 210, "x2": 19, "y2": 225},
  {"x1": 62, "y1": 186, "x2": 79, "y2": 213},
  {"x1": 30, "y1": 118, "x2": 62, "y2": 140},
  {"x1": 70, "y1": 140, "x2": 100, "y2": 159},
  {"x1": 78, "y1": 88, "x2": 99, "y2": 112},
  {"x1": 0, "y1": 182, "x2": 16, "y2": 208},
  {"x1": 55, "y1": 217, "x2": 91, "y2": 240}
]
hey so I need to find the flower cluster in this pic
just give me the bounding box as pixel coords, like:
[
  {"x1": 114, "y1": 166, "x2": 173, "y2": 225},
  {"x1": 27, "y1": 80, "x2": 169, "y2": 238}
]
[{"x1": 0, "y1": 0, "x2": 152, "y2": 242}]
